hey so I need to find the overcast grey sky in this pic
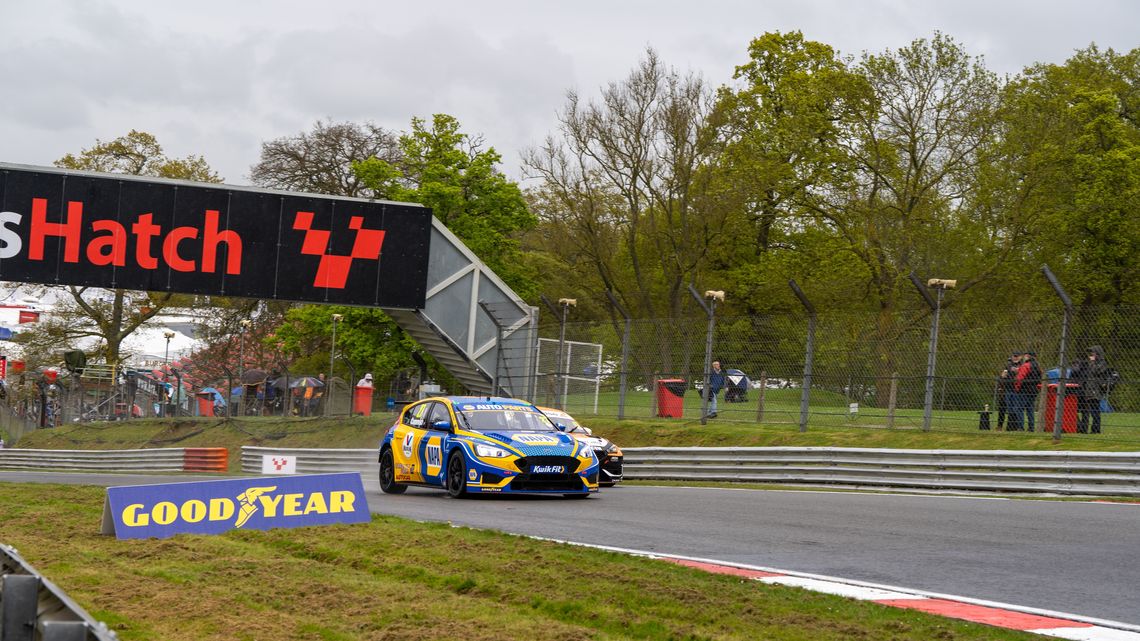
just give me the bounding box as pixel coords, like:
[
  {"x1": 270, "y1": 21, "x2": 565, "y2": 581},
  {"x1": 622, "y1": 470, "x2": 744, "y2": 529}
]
[{"x1": 1, "y1": 1, "x2": 1136, "y2": 185}]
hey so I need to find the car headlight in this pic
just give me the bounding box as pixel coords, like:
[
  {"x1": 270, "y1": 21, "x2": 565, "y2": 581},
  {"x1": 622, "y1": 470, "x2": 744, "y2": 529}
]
[{"x1": 474, "y1": 442, "x2": 511, "y2": 458}]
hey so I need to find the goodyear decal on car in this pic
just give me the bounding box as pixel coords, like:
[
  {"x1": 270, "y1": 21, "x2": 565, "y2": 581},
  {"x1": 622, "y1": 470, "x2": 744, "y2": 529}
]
[
  {"x1": 425, "y1": 436, "x2": 443, "y2": 477},
  {"x1": 512, "y1": 433, "x2": 560, "y2": 446},
  {"x1": 101, "y1": 473, "x2": 370, "y2": 540}
]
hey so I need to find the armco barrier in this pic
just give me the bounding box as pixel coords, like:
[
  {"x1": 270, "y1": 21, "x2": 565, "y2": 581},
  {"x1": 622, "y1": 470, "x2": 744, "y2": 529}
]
[
  {"x1": 4, "y1": 445, "x2": 1138, "y2": 496},
  {"x1": 621, "y1": 447, "x2": 1140, "y2": 496},
  {"x1": 0, "y1": 448, "x2": 229, "y2": 474},
  {"x1": 236, "y1": 445, "x2": 1140, "y2": 496},
  {"x1": 1, "y1": 544, "x2": 118, "y2": 641},
  {"x1": 241, "y1": 447, "x2": 377, "y2": 477},
  {"x1": 183, "y1": 448, "x2": 229, "y2": 472}
]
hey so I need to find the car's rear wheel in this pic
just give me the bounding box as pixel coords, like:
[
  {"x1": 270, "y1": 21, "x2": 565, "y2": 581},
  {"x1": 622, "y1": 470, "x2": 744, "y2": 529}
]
[
  {"x1": 379, "y1": 448, "x2": 406, "y2": 494},
  {"x1": 446, "y1": 453, "x2": 467, "y2": 498}
]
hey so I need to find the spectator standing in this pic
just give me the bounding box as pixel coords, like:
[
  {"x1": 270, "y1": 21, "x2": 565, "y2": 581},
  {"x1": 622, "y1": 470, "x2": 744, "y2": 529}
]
[
  {"x1": 357, "y1": 373, "x2": 374, "y2": 388},
  {"x1": 706, "y1": 361, "x2": 725, "y2": 419},
  {"x1": 1018, "y1": 351, "x2": 1043, "y2": 432},
  {"x1": 1003, "y1": 352, "x2": 1024, "y2": 430},
  {"x1": 996, "y1": 352, "x2": 1019, "y2": 430},
  {"x1": 1072, "y1": 345, "x2": 1111, "y2": 434}
]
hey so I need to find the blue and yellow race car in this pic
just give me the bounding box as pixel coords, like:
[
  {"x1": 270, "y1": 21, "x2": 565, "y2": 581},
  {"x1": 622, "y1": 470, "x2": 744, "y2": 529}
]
[{"x1": 378, "y1": 396, "x2": 600, "y2": 498}]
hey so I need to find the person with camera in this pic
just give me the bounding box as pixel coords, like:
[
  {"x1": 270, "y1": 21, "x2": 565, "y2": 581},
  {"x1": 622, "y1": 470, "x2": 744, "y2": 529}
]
[
  {"x1": 996, "y1": 351, "x2": 1020, "y2": 430},
  {"x1": 1071, "y1": 345, "x2": 1110, "y2": 434}
]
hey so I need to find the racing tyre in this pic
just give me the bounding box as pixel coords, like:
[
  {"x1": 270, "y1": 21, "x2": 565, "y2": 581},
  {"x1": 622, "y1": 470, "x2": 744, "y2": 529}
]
[
  {"x1": 446, "y1": 453, "x2": 468, "y2": 498},
  {"x1": 379, "y1": 448, "x2": 407, "y2": 494}
]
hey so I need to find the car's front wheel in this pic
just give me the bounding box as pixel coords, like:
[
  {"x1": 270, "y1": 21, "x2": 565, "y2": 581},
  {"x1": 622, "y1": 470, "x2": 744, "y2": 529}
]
[
  {"x1": 379, "y1": 448, "x2": 407, "y2": 494},
  {"x1": 446, "y1": 453, "x2": 468, "y2": 498}
]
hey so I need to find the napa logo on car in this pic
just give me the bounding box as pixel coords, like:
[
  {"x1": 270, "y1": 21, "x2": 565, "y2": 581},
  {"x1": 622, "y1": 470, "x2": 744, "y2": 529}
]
[
  {"x1": 101, "y1": 473, "x2": 370, "y2": 540},
  {"x1": 512, "y1": 433, "x2": 560, "y2": 446},
  {"x1": 425, "y1": 437, "x2": 443, "y2": 476}
]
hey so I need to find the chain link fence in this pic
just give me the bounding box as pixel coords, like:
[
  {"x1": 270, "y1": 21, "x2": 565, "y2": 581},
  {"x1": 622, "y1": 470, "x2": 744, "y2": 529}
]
[{"x1": 535, "y1": 304, "x2": 1140, "y2": 443}]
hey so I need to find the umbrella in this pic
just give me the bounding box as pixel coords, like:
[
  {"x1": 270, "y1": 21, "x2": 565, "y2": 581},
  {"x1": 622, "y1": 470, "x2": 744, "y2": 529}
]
[
  {"x1": 200, "y1": 387, "x2": 225, "y2": 404},
  {"x1": 240, "y1": 368, "x2": 268, "y2": 385},
  {"x1": 725, "y1": 368, "x2": 750, "y2": 403},
  {"x1": 290, "y1": 376, "x2": 325, "y2": 389},
  {"x1": 269, "y1": 376, "x2": 290, "y2": 390}
]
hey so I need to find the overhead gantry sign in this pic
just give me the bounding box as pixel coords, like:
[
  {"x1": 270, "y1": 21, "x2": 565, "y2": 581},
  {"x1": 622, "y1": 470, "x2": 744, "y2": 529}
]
[{"x1": 0, "y1": 164, "x2": 534, "y2": 396}]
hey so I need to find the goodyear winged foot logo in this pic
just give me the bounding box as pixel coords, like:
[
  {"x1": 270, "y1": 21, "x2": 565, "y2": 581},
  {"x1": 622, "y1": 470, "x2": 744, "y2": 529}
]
[{"x1": 103, "y1": 473, "x2": 371, "y2": 540}]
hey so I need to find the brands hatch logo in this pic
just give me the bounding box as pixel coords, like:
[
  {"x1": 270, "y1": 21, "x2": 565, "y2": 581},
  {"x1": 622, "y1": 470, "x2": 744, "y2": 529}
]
[
  {"x1": 293, "y1": 211, "x2": 386, "y2": 289},
  {"x1": 0, "y1": 199, "x2": 386, "y2": 291}
]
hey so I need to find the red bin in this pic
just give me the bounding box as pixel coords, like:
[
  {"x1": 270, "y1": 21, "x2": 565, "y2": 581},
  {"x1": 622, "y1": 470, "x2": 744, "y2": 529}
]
[
  {"x1": 353, "y1": 386, "x2": 374, "y2": 416},
  {"x1": 1042, "y1": 383, "x2": 1079, "y2": 433},
  {"x1": 196, "y1": 391, "x2": 215, "y2": 417},
  {"x1": 656, "y1": 379, "x2": 686, "y2": 418}
]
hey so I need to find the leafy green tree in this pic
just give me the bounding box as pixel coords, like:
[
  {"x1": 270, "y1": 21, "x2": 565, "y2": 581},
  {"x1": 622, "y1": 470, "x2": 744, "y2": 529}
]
[
  {"x1": 999, "y1": 46, "x2": 1140, "y2": 308},
  {"x1": 355, "y1": 114, "x2": 538, "y2": 298},
  {"x1": 55, "y1": 130, "x2": 220, "y2": 182},
  {"x1": 707, "y1": 31, "x2": 873, "y2": 314}
]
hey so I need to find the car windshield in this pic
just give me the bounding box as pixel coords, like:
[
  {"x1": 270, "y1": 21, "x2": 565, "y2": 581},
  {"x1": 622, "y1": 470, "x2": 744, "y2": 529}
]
[
  {"x1": 553, "y1": 415, "x2": 586, "y2": 432},
  {"x1": 456, "y1": 405, "x2": 558, "y2": 432}
]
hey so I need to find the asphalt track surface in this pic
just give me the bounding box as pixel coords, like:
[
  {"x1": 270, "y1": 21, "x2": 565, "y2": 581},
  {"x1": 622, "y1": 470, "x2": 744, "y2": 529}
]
[{"x1": 4, "y1": 471, "x2": 1137, "y2": 626}]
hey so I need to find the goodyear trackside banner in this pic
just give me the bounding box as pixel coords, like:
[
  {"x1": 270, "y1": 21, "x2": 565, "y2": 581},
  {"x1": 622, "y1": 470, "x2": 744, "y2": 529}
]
[
  {"x1": 101, "y1": 473, "x2": 371, "y2": 540},
  {"x1": 0, "y1": 164, "x2": 431, "y2": 307}
]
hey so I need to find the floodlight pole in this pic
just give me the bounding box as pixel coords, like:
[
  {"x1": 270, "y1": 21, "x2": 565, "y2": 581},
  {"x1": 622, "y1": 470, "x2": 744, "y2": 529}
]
[
  {"x1": 910, "y1": 272, "x2": 954, "y2": 432},
  {"x1": 689, "y1": 284, "x2": 722, "y2": 426}
]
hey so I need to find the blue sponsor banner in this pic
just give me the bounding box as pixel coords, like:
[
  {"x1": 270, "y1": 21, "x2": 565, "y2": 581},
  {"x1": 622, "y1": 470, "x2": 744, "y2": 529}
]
[{"x1": 101, "y1": 473, "x2": 370, "y2": 540}]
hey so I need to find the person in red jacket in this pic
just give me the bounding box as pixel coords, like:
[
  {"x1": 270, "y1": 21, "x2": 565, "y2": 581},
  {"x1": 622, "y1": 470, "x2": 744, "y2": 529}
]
[{"x1": 1018, "y1": 351, "x2": 1042, "y2": 432}]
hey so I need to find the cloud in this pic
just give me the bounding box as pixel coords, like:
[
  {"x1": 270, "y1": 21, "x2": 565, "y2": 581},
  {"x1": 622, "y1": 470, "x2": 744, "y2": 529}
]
[{"x1": 1, "y1": 0, "x2": 1138, "y2": 185}]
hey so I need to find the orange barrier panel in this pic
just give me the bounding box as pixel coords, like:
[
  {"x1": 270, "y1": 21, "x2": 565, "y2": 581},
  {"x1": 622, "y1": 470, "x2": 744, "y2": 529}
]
[{"x1": 183, "y1": 448, "x2": 229, "y2": 472}]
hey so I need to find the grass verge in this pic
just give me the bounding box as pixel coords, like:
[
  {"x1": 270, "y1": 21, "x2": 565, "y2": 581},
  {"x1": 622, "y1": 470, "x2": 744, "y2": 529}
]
[{"x1": 2, "y1": 482, "x2": 1045, "y2": 641}]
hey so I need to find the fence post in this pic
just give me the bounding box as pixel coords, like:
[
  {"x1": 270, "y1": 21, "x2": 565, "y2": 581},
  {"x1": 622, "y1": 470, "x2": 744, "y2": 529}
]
[
  {"x1": 651, "y1": 373, "x2": 659, "y2": 418},
  {"x1": 1042, "y1": 264, "x2": 1073, "y2": 442},
  {"x1": 605, "y1": 290, "x2": 632, "y2": 420},
  {"x1": 689, "y1": 285, "x2": 723, "y2": 426},
  {"x1": 2, "y1": 574, "x2": 39, "y2": 641},
  {"x1": 886, "y1": 372, "x2": 898, "y2": 429},
  {"x1": 478, "y1": 302, "x2": 504, "y2": 396},
  {"x1": 789, "y1": 280, "x2": 815, "y2": 432},
  {"x1": 755, "y1": 370, "x2": 767, "y2": 423}
]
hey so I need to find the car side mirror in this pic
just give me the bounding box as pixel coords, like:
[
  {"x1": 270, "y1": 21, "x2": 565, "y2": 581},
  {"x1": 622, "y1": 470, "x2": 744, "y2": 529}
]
[
  {"x1": 582, "y1": 427, "x2": 593, "y2": 436},
  {"x1": 431, "y1": 419, "x2": 452, "y2": 431}
]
